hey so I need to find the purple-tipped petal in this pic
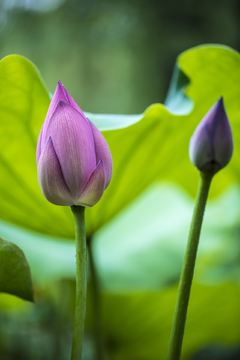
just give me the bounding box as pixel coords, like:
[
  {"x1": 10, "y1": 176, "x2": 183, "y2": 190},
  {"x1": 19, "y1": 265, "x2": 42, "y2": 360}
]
[
  {"x1": 211, "y1": 98, "x2": 233, "y2": 168},
  {"x1": 60, "y1": 81, "x2": 87, "y2": 119},
  {"x1": 75, "y1": 160, "x2": 107, "y2": 207},
  {"x1": 44, "y1": 101, "x2": 96, "y2": 197},
  {"x1": 189, "y1": 123, "x2": 214, "y2": 169},
  {"x1": 40, "y1": 81, "x2": 69, "y2": 155},
  {"x1": 37, "y1": 138, "x2": 74, "y2": 206},
  {"x1": 90, "y1": 122, "x2": 113, "y2": 188},
  {"x1": 36, "y1": 126, "x2": 43, "y2": 164}
]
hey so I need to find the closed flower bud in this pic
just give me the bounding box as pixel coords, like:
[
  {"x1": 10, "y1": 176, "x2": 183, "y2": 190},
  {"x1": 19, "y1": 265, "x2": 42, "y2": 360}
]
[
  {"x1": 189, "y1": 97, "x2": 233, "y2": 175},
  {"x1": 37, "y1": 81, "x2": 113, "y2": 207}
]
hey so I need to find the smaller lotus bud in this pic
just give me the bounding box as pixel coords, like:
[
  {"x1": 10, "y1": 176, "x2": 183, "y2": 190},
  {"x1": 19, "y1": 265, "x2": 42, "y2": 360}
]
[{"x1": 189, "y1": 97, "x2": 233, "y2": 175}]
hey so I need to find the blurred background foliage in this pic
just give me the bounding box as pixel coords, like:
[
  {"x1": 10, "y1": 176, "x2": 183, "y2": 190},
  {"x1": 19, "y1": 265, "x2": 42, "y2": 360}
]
[
  {"x1": 0, "y1": 0, "x2": 240, "y2": 360},
  {"x1": 1, "y1": 0, "x2": 240, "y2": 113}
]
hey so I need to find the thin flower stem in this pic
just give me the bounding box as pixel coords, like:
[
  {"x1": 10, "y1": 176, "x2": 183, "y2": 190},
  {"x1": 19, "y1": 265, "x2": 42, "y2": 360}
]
[
  {"x1": 167, "y1": 173, "x2": 213, "y2": 360},
  {"x1": 71, "y1": 206, "x2": 87, "y2": 360},
  {"x1": 88, "y1": 239, "x2": 106, "y2": 360}
]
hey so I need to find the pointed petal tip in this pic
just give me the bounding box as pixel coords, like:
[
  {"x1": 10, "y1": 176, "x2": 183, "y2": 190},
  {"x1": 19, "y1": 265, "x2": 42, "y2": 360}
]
[
  {"x1": 89, "y1": 121, "x2": 113, "y2": 187},
  {"x1": 53, "y1": 100, "x2": 86, "y2": 121},
  {"x1": 216, "y1": 97, "x2": 230, "y2": 124},
  {"x1": 55, "y1": 99, "x2": 70, "y2": 110},
  {"x1": 215, "y1": 97, "x2": 230, "y2": 123},
  {"x1": 74, "y1": 160, "x2": 107, "y2": 207},
  {"x1": 217, "y1": 96, "x2": 225, "y2": 110}
]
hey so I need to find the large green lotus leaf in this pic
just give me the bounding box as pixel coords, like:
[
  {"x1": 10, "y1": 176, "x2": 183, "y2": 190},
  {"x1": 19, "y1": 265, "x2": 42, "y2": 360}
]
[
  {"x1": 86, "y1": 283, "x2": 240, "y2": 360},
  {"x1": 0, "y1": 236, "x2": 34, "y2": 302},
  {"x1": 88, "y1": 44, "x2": 240, "y2": 236},
  {"x1": 0, "y1": 55, "x2": 74, "y2": 237},
  {"x1": 92, "y1": 182, "x2": 240, "y2": 291},
  {"x1": 0, "y1": 45, "x2": 240, "y2": 238},
  {"x1": 0, "y1": 182, "x2": 238, "y2": 292}
]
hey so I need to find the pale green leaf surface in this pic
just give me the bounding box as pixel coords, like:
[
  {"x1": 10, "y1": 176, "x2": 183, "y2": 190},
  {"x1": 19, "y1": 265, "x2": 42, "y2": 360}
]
[
  {"x1": 84, "y1": 112, "x2": 143, "y2": 131},
  {"x1": 0, "y1": 236, "x2": 34, "y2": 301},
  {"x1": 164, "y1": 62, "x2": 194, "y2": 115},
  {"x1": 0, "y1": 220, "x2": 76, "y2": 282}
]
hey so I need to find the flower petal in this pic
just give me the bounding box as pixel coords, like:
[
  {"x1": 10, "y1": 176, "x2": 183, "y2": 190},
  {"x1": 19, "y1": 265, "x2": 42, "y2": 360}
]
[
  {"x1": 75, "y1": 160, "x2": 107, "y2": 207},
  {"x1": 89, "y1": 121, "x2": 113, "y2": 188},
  {"x1": 41, "y1": 81, "x2": 69, "y2": 151},
  {"x1": 189, "y1": 123, "x2": 214, "y2": 170},
  {"x1": 36, "y1": 126, "x2": 43, "y2": 164},
  {"x1": 60, "y1": 82, "x2": 87, "y2": 120},
  {"x1": 212, "y1": 98, "x2": 233, "y2": 168},
  {"x1": 37, "y1": 137, "x2": 74, "y2": 206},
  {"x1": 44, "y1": 101, "x2": 96, "y2": 197}
]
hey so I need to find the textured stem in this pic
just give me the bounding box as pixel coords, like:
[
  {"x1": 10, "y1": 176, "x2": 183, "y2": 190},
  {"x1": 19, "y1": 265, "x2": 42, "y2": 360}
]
[
  {"x1": 71, "y1": 206, "x2": 87, "y2": 360},
  {"x1": 167, "y1": 173, "x2": 212, "y2": 360},
  {"x1": 88, "y1": 239, "x2": 106, "y2": 360}
]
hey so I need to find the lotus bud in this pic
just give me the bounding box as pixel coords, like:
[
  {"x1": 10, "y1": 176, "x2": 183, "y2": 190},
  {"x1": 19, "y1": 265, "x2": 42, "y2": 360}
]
[
  {"x1": 189, "y1": 97, "x2": 233, "y2": 175},
  {"x1": 37, "y1": 81, "x2": 113, "y2": 207}
]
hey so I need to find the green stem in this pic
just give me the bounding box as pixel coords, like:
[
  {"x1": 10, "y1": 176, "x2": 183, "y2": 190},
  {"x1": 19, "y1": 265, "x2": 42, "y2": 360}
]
[
  {"x1": 71, "y1": 206, "x2": 87, "y2": 360},
  {"x1": 88, "y1": 239, "x2": 106, "y2": 360},
  {"x1": 167, "y1": 173, "x2": 213, "y2": 360}
]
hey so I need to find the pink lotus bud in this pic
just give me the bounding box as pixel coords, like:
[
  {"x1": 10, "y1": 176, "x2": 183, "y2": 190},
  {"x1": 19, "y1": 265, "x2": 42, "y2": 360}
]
[
  {"x1": 189, "y1": 97, "x2": 233, "y2": 175},
  {"x1": 37, "y1": 81, "x2": 112, "y2": 207}
]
